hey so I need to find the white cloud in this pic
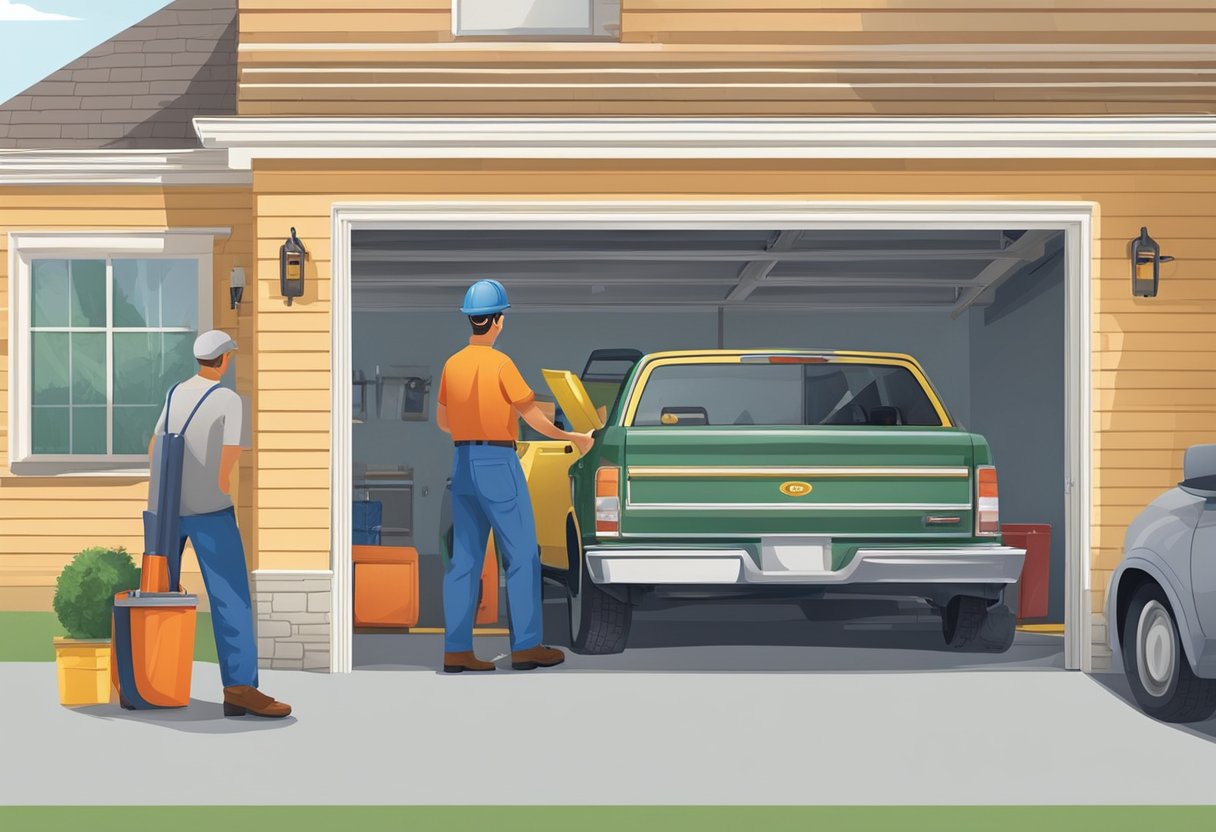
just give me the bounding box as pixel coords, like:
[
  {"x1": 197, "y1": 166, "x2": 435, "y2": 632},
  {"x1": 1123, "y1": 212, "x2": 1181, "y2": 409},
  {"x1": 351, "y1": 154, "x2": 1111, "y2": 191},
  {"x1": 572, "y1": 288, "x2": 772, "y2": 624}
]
[{"x1": 0, "y1": 1, "x2": 79, "y2": 21}]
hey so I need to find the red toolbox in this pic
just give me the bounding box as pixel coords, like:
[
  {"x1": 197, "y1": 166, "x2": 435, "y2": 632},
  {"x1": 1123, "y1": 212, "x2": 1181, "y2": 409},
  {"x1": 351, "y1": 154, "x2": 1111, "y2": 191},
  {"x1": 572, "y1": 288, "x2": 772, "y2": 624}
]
[{"x1": 1001, "y1": 524, "x2": 1051, "y2": 620}]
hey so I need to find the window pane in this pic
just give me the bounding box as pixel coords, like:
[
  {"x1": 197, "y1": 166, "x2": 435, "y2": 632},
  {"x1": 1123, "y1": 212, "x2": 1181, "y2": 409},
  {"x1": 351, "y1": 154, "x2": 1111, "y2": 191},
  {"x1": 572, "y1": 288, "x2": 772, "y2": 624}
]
[
  {"x1": 32, "y1": 407, "x2": 69, "y2": 454},
  {"x1": 71, "y1": 406, "x2": 106, "y2": 455},
  {"x1": 114, "y1": 405, "x2": 161, "y2": 456},
  {"x1": 70, "y1": 260, "x2": 106, "y2": 328},
  {"x1": 32, "y1": 332, "x2": 69, "y2": 406},
  {"x1": 31, "y1": 260, "x2": 69, "y2": 327},
  {"x1": 634, "y1": 364, "x2": 802, "y2": 427},
  {"x1": 804, "y1": 365, "x2": 942, "y2": 427},
  {"x1": 113, "y1": 259, "x2": 198, "y2": 330},
  {"x1": 113, "y1": 332, "x2": 197, "y2": 407},
  {"x1": 71, "y1": 332, "x2": 106, "y2": 406}
]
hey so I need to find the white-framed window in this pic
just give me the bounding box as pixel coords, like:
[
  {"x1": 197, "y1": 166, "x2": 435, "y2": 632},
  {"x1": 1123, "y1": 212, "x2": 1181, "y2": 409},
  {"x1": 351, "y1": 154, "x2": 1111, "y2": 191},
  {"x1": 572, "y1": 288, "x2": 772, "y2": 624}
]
[
  {"x1": 453, "y1": 0, "x2": 620, "y2": 39},
  {"x1": 8, "y1": 231, "x2": 216, "y2": 472}
]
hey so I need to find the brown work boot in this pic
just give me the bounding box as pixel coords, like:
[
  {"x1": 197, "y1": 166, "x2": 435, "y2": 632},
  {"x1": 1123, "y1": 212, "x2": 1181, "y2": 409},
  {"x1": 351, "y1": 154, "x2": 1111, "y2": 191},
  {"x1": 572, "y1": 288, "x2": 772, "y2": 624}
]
[
  {"x1": 511, "y1": 644, "x2": 566, "y2": 671},
  {"x1": 223, "y1": 685, "x2": 292, "y2": 718},
  {"x1": 443, "y1": 651, "x2": 496, "y2": 673}
]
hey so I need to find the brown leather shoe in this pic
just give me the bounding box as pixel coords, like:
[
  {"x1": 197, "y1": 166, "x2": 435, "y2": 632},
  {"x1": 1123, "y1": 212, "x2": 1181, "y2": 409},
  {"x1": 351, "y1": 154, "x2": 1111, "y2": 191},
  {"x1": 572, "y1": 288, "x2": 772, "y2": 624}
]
[
  {"x1": 511, "y1": 644, "x2": 566, "y2": 671},
  {"x1": 223, "y1": 685, "x2": 292, "y2": 718},
  {"x1": 443, "y1": 651, "x2": 496, "y2": 673}
]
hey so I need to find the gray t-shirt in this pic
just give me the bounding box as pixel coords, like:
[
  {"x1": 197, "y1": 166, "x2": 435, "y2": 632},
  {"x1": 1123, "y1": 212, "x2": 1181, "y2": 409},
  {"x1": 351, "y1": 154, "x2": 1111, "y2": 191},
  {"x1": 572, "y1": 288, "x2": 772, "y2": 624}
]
[{"x1": 148, "y1": 374, "x2": 243, "y2": 517}]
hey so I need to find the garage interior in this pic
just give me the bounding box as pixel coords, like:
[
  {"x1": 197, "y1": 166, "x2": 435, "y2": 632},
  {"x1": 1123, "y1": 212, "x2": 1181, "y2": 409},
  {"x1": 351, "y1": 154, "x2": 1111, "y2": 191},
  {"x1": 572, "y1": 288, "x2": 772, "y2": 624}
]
[{"x1": 346, "y1": 227, "x2": 1069, "y2": 671}]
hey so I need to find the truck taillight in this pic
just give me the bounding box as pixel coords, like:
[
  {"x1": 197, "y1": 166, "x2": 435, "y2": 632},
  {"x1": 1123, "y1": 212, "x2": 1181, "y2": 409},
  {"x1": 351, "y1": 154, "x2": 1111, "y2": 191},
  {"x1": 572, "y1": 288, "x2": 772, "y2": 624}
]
[
  {"x1": 595, "y1": 466, "x2": 620, "y2": 536},
  {"x1": 976, "y1": 466, "x2": 1000, "y2": 536}
]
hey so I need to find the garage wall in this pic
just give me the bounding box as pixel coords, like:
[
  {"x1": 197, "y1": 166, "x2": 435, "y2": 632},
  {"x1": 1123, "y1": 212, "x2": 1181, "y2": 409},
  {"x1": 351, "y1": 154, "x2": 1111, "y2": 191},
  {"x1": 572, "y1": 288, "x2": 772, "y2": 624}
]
[
  {"x1": 353, "y1": 306, "x2": 972, "y2": 554},
  {"x1": 0, "y1": 185, "x2": 253, "y2": 611},
  {"x1": 969, "y1": 254, "x2": 1067, "y2": 622}
]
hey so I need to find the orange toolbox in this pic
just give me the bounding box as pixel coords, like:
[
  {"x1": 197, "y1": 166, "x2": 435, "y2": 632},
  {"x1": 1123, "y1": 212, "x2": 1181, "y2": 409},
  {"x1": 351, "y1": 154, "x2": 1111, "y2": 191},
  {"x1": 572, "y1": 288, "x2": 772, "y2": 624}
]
[{"x1": 353, "y1": 545, "x2": 420, "y2": 627}]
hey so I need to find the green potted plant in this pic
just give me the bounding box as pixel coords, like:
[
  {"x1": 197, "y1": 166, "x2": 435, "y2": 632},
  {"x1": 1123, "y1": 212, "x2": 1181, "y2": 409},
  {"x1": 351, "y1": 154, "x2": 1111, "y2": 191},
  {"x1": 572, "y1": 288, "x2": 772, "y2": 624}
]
[{"x1": 52, "y1": 547, "x2": 140, "y2": 707}]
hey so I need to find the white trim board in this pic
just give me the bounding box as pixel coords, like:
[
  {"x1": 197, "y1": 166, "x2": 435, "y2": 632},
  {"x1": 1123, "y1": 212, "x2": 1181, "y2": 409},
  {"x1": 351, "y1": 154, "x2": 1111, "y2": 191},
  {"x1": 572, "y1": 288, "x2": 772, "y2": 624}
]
[
  {"x1": 0, "y1": 148, "x2": 252, "y2": 187},
  {"x1": 330, "y1": 200, "x2": 1093, "y2": 675},
  {"x1": 195, "y1": 116, "x2": 1216, "y2": 167}
]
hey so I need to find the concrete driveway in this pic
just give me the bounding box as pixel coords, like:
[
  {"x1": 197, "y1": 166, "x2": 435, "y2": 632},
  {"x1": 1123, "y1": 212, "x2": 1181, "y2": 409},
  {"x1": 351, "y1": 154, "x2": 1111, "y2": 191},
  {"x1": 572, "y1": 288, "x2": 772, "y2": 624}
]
[{"x1": 4, "y1": 598, "x2": 1216, "y2": 806}]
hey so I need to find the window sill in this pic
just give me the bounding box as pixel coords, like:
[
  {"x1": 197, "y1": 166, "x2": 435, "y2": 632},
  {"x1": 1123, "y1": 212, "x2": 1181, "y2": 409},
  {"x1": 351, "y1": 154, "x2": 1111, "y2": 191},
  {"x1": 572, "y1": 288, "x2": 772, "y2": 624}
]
[{"x1": 8, "y1": 460, "x2": 150, "y2": 479}]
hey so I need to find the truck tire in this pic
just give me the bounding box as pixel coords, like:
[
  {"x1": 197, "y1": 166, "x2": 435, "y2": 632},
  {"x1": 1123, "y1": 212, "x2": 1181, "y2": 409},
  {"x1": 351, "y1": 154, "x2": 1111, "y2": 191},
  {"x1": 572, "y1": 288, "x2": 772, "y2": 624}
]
[
  {"x1": 974, "y1": 603, "x2": 1017, "y2": 654},
  {"x1": 566, "y1": 516, "x2": 631, "y2": 655},
  {"x1": 941, "y1": 595, "x2": 988, "y2": 649},
  {"x1": 1121, "y1": 582, "x2": 1216, "y2": 723}
]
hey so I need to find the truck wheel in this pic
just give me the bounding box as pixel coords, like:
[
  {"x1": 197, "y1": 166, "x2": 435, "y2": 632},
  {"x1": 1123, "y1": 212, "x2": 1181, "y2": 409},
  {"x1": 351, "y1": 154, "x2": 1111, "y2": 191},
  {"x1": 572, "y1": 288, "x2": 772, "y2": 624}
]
[
  {"x1": 566, "y1": 516, "x2": 631, "y2": 655},
  {"x1": 975, "y1": 603, "x2": 1017, "y2": 654},
  {"x1": 1122, "y1": 583, "x2": 1216, "y2": 723},
  {"x1": 941, "y1": 595, "x2": 987, "y2": 649}
]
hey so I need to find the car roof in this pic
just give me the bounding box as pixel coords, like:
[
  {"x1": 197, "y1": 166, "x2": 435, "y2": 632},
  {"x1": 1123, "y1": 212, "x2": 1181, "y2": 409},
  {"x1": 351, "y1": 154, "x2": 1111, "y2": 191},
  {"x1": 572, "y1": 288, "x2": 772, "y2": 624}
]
[{"x1": 640, "y1": 349, "x2": 928, "y2": 372}]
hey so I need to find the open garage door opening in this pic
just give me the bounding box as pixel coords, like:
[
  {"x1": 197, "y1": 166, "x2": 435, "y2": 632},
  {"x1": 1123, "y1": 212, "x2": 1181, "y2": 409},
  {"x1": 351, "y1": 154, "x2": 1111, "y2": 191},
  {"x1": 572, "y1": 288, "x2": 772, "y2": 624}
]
[{"x1": 335, "y1": 211, "x2": 1087, "y2": 675}]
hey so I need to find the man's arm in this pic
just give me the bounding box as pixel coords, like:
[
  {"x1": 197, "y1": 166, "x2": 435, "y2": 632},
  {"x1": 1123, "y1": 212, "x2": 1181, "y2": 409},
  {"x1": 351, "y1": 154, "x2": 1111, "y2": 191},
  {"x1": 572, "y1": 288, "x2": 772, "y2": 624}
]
[
  {"x1": 518, "y1": 403, "x2": 594, "y2": 456},
  {"x1": 218, "y1": 446, "x2": 242, "y2": 495},
  {"x1": 436, "y1": 402, "x2": 450, "y2": 435}
]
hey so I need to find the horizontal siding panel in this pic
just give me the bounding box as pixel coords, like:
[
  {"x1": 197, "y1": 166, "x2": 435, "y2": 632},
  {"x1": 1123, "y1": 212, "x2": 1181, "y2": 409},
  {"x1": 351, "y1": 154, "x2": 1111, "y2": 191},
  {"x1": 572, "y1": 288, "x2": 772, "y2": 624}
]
[
  {"x1": 258, "y1": 451, "x2": 330, "y2": 469},
  {"x1": 257, "y1": 469, "x2": 331, "y2": 489},
  {"x1": 255, "y1": 372, "x2": 331, "y2": 391},
  {"x1": 257, "y1": 529, "x2": 330, "y2": 551},
  {"x1": 257, "y1": 508, "x2": 330, "y2": 529},
  {"x1": 257, "y1": 488, "x2": 331, "y2": 509},
  {"x1": 258, "y1": 390, "x2": 331, "y2": 411},
  {"x1": 257, "y1": 552, "x2": 331, "y2": 570}
]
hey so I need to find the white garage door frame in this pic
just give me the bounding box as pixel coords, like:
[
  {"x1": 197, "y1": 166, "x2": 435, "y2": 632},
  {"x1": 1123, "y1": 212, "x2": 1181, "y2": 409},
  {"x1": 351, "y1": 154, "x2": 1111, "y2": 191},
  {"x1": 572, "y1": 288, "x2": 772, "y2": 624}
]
[{"x1": 329, "y1": 200, "x2": 1094, "y2": 674}]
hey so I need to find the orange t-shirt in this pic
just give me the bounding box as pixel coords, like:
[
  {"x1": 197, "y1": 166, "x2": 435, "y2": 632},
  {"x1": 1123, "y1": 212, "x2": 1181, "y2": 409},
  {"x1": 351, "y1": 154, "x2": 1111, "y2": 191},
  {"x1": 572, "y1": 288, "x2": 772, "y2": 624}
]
[{"x1": 438, "y1": 344, "x2": 536, "y2": 441}]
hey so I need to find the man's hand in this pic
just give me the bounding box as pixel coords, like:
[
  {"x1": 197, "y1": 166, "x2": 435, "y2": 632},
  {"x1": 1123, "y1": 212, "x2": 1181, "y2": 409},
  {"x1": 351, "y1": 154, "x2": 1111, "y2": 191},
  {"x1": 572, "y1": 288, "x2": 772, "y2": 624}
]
[
  {"x1": 571, "y1": 431, "x2": 595, "y2": 456},
  {"x1": 518, "y1": 402, "x2": 598, "y2": 454},
  {"x1": 218, "y1": 473, "x2": 232, "y2": 496}
]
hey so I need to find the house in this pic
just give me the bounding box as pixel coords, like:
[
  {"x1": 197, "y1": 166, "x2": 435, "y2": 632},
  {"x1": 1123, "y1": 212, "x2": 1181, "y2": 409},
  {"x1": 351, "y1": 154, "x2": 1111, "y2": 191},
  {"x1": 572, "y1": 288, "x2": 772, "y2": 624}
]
[{"x1": 2, "y1": 0, "x2": 1215, "y2": 675}]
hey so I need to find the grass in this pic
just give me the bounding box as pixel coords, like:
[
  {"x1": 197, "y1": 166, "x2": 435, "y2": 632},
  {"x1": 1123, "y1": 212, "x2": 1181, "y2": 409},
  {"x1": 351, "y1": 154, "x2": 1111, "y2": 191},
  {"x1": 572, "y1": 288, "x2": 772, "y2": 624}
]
[
  {"x1": 1, "y1": 807, "x2": 1216, "y2": 831},
  {"x1": 0, "y1": 611, "x2": 217, "y2": 663}
]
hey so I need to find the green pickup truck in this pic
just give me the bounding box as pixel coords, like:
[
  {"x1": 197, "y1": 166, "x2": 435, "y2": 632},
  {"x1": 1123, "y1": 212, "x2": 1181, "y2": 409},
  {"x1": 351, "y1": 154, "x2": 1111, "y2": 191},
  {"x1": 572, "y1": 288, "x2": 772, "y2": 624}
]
[{"x1": 545, "y1": 349, "x2": 1026, "y2": 656}]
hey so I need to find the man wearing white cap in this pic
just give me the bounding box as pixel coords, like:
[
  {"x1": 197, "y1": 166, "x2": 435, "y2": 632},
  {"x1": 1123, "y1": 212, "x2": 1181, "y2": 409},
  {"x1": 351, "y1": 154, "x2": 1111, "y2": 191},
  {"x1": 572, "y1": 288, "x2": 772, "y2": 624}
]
[{"x1": 147, "y1": 329, "x2": 291, "y2": 718}]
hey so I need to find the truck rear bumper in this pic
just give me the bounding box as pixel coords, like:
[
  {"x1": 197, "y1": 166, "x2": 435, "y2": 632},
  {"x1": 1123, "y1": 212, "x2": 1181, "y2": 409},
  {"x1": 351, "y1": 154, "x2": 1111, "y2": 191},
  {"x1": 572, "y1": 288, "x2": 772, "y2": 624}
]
[{"x1": 583, "y1": 544, "x2": 1026, "y2": 587}]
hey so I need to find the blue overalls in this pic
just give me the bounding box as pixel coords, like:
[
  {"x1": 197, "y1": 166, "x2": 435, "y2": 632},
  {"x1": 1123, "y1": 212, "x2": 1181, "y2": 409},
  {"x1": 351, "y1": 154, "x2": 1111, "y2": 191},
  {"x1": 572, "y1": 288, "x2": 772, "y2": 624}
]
[{"x1": 443, "y1": 444, "x2": 543, "y2": 654}]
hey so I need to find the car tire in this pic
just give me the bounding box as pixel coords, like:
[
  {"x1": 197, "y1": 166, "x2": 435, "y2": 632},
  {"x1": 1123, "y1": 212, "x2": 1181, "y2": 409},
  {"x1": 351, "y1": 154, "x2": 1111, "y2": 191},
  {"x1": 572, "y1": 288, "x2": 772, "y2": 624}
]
[
  {"x1": 1121, "y1": 583, "x2": 1216, "y2": 723},
  {"x1": 941, "y1": 595, "x2": 988, "y2": 649},
  {"x1": 566, "y1": 516, "x2": 631, "y2": 655}
]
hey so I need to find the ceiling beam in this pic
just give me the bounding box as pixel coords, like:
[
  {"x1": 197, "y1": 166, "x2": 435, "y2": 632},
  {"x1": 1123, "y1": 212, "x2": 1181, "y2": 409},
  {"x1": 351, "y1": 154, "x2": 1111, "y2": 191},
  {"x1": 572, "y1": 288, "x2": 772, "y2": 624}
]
[
  {"x1": 724, "y1": 230, "x2": 802, "y2": 303},
  {"x1": 950, "y1": 230, "x2": 1057, "y2": 320},
  {"x1": 350, "y1": 246, "x2": 1016, "y2": 264},
  {"x1": 352, "y1": 273, "x2": 984, "y2": 289},
  {"x1": 352, "y1": 301, "x2": 958, "y2": 314}
]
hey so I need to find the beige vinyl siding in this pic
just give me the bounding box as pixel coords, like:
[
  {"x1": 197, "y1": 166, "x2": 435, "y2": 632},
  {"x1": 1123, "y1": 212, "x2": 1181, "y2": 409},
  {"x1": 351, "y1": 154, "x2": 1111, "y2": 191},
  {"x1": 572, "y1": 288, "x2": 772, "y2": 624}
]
[
  {"x1": 0, "y1": 186, "x2": 254, "y2": 610},
  {"x1": 252, "y1": 156, "x2": 1216, "y2": 668},
  {"x1": 236, "y1": 1, "x2": 1216, "y2": 116}
]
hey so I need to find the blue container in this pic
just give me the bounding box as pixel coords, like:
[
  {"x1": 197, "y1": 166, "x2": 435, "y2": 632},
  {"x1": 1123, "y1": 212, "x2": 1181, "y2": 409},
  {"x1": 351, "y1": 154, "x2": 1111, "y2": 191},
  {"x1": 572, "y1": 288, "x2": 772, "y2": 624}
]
[{"x1": 353, "y1": 500, "x2": 383, "y2": 546}]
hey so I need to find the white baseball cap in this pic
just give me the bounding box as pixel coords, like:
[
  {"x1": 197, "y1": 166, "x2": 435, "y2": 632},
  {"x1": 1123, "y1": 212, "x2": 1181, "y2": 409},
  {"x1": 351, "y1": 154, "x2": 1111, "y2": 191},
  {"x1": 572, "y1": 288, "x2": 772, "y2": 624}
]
[{"x1": 193, "y1": 330, "x2": 238, "y2": 360}]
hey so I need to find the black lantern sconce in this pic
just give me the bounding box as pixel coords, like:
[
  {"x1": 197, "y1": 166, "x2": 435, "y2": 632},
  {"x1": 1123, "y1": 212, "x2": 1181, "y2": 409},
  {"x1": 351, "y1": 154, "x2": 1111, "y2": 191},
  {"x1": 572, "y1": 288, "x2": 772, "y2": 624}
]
[
  {"x1": 1131, "y1": 226, "x2": 1174, "y2": 298},
  {"x1": 229, "y1": 267, "x2": 245, "y2": 311},
  {"x1": 279, "y1": 227, "x2": 307, "y2": 306}
]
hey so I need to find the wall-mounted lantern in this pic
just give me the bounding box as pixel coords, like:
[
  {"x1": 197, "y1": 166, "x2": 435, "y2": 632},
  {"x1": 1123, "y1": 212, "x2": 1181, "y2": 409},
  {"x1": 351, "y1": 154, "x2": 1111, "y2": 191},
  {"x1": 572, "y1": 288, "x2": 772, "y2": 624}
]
[
  {"x1": 279, "y1": 227, "x2": 307, "y2": 306},
  {"x1": 1131, "y1": 226, "x2": 1174, "y2": 298},
  {"x1": 229, "y1": 267, "x2": 245, "y2": 311}
]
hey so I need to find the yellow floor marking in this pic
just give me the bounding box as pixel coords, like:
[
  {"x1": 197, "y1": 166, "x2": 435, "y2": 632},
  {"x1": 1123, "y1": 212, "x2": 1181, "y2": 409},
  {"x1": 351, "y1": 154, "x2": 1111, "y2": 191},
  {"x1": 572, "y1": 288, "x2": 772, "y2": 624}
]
[
  {"x1": 1018, "y1": 624, "x2": 1065, "y2": 635},
  {"x1": 405, "y1": 627, "x2": 511, "y2": 636}
]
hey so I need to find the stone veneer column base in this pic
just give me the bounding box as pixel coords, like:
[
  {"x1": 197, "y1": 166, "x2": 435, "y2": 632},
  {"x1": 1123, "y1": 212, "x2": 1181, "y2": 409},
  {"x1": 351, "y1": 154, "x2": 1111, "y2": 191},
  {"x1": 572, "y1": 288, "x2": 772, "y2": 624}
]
[{"x1": 251, "y1": 570, "x2": 333, "y2": 672}]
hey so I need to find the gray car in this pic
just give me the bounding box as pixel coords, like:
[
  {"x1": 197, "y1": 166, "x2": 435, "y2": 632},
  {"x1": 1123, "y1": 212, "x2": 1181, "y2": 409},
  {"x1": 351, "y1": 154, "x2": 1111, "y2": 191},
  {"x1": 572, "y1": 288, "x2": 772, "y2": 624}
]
[{"x1": 1107, "y1": 444, "x2": 1216, "y2": 723}]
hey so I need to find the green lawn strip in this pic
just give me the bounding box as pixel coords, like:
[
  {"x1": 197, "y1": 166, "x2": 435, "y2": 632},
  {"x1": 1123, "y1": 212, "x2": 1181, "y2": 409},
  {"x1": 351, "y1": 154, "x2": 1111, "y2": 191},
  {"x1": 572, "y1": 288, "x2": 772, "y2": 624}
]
[
  {"x1": 0, "y1": 611, "x2": 217, "y2": 663},
  {"x1": 1, "y1": 807, "x2": 1215, "y2": 832}
]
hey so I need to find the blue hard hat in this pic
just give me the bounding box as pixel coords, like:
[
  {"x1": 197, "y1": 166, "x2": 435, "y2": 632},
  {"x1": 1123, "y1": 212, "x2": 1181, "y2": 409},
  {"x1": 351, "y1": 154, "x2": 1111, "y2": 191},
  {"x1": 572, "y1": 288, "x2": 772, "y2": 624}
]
[{"x1": 460, "y1": 279, "x2": 511, "y2": 316}]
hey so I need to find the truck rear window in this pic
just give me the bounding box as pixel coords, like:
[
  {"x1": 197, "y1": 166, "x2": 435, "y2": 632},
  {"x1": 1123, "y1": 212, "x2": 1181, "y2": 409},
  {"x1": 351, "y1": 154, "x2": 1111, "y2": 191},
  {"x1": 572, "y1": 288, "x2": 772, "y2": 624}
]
[{"x1": 632, "y1": 362, "x2": 944, "y2": 427}]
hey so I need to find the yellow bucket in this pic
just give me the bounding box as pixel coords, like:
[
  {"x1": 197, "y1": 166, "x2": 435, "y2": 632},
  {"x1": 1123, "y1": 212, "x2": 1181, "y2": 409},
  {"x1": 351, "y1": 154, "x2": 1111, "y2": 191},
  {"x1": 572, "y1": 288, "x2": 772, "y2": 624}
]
[{"x1": 53, "y1": 637, "x2": 113, "y2": 707}]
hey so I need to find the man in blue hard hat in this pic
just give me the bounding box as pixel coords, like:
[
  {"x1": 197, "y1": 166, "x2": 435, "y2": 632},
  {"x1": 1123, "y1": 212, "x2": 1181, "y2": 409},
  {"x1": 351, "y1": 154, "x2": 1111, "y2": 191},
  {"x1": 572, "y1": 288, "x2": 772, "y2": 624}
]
[{"x1": 436, "y1": 279, "x2": 594, "y2": 672}]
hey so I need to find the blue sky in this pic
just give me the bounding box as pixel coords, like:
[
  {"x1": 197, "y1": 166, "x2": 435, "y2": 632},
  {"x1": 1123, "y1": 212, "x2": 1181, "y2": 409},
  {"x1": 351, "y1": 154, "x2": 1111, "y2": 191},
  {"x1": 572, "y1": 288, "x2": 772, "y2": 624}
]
[{"x1": 0, "y1": 1, "x2": 174, "y2": 104}]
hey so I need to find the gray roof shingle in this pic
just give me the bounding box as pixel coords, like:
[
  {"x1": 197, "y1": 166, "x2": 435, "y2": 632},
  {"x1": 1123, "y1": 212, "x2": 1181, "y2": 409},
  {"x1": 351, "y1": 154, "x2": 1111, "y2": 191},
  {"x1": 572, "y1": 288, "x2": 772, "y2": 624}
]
[{"x1": 0, "y1": 0, "x2": 236, "y2": 149}]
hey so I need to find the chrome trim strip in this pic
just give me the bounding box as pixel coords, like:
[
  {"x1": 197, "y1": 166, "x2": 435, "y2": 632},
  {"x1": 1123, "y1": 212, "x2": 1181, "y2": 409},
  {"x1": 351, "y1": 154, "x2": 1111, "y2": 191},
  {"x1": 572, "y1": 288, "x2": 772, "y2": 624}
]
[
  {"x1": 627, "y1": 466, "x2": 970, "y2": 479},
  {"x1": 624, "y1": 501, "x2": 974, "y2": 511},
  {"x1": 617, "y1": 531, "x2": 976, "y2": 539},
  {"x1": 626, "y1": 429, "x2": 956, "y2": 439}
]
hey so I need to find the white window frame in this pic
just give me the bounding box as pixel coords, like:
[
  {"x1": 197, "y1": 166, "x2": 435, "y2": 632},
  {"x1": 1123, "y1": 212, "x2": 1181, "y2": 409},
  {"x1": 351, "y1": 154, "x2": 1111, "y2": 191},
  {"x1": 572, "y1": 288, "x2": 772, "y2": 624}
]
[
  {"x1": 7, "y1": 230, "x2": 221, "y2": 475},
  {"x1": 453, "y1": 0, "x2": 605, "y2": 38}
]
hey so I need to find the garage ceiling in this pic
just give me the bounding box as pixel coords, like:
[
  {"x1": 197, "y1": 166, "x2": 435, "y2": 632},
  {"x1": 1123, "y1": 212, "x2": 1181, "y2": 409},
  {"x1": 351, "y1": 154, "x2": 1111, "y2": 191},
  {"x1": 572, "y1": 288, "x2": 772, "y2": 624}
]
[{"x1": 351, "y1": 228, "x2": 1064, "y2": 315}]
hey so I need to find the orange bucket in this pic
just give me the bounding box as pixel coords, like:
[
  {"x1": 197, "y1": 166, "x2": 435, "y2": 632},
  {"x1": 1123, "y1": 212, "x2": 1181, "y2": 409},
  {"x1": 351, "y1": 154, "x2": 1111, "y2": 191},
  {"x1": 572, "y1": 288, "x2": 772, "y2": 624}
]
[{"x1": 111, "y1": 590, "x2": 197, "y2": 709}]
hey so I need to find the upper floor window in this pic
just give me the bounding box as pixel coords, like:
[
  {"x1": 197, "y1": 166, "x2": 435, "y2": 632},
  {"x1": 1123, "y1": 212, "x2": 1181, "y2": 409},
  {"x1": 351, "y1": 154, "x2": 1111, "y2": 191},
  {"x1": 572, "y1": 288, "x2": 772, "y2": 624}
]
[{"x1": 454, "y1": 0, "x2": 620, "y2": 39}]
